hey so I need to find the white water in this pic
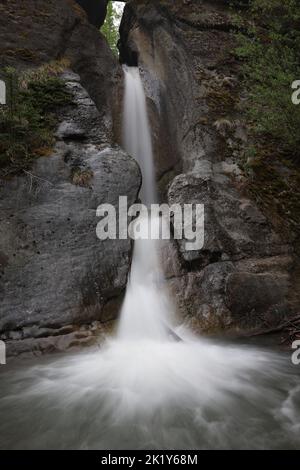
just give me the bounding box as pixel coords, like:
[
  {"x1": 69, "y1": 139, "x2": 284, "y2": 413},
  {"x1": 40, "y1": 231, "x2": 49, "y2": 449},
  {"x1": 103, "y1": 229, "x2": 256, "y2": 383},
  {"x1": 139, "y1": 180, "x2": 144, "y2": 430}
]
[
  {"x1": 0, "y1": 338, "x2": 299, "y2": 449},
  {"x1": 123, "y1": 66, "x2": 156, "y2": 205},
  {"x1": 120, "y1": 65, "x2": 174, "y2": 341},
  {"x1": 117, "y1": 218, "x2": 174, "y2": 341},
  {"x1": 0, "y1": 67, "x2": 299, "y2": 450}
]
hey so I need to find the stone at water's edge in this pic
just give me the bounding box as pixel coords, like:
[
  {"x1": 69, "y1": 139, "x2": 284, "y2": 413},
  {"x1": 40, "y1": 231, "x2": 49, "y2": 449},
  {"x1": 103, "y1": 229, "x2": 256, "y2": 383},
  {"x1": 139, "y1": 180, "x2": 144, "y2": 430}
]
[{"x1": 120, "y1": 0, "x2": 299, "y2": 332}]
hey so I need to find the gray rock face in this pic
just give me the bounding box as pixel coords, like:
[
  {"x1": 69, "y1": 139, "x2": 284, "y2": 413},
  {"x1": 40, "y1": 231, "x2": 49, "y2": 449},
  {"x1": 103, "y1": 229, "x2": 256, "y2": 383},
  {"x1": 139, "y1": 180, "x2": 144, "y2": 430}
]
[
  {"x1": 0, "y1": 74, "x2": 140, "y2": 351},
  {"x1": 120, "y1": 0, "x2": 299, "y2": 332},
  {"x1": 0, "y1": 0, "x2": 142, "y2": 355},
  {"x1": 118, "y1": 0, "x2": 192, "y2": 183},
  {"x1": 168, "y1": 167, "x2": 289, "y2": 264},
  {"x1": 225, "y1": 272, "x2": 290, "y2": 322},
  {"x1": 167, "y1": 169, "x2": 294, "y2": 331}
]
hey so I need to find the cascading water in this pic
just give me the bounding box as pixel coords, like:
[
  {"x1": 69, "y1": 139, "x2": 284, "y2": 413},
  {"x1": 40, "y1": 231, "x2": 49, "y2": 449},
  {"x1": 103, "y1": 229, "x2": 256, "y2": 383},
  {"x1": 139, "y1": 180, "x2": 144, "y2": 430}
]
[
  {"x1": 122, "y1": 66, "x2": 156, "y2": 205},
  {"x1": 119, "y1": 65, "x2": 173, "y2": 341},
  {"x1": 0, "y1": 67, "x2": 299, "y2": 450}
]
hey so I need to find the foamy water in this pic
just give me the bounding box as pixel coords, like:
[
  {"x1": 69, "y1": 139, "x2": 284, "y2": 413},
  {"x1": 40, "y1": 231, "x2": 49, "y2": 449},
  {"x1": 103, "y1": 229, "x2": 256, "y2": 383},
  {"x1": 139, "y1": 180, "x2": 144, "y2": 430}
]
[{"x1": 0, "y1": 336, "x2": 299, "y2": 449}]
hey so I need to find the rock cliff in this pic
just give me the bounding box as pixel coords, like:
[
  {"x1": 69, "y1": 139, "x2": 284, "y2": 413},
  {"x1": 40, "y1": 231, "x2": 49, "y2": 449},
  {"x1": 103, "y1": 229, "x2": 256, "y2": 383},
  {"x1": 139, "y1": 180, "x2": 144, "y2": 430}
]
[
  {"x1": 0, "y1": 0, "x2": 141, "y2": 355},
  {"x1": 0, "y1": 0, "x2": 299, "y2": 355},
  {"x1": 119, "y1": 0, "x2": 299, "y2": 332}
]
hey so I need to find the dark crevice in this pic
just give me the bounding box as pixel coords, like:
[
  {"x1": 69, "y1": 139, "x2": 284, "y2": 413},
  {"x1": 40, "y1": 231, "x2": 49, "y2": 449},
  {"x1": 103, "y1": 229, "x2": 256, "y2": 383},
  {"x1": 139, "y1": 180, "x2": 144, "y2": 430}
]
[
  {"x1": 75, "y1": 0, "x2": 109, "y2": 28},
  {"x1": 184, "y1": 251, "x2": 223, "y2": 272}
]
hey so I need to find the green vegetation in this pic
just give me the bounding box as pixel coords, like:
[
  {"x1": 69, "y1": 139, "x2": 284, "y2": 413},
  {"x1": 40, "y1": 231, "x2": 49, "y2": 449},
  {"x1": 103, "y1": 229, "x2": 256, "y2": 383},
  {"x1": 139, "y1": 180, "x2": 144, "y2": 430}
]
[
  {"x1": 101, "y1": 1, "x2": 122, "y2": 56},
  {"x1": 0, "y1": 60, "x2": 73, "y2": 177},
  {"x1": 234, "y1": 0, "x2": 300, "y2": 160},
  {"x1": 232, "y1": 0, "x2": 300, "y2": 248}
]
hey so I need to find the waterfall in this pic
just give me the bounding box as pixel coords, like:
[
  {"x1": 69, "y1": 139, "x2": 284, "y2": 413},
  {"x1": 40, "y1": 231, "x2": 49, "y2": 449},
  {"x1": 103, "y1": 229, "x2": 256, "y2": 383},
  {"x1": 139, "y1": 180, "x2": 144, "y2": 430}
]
[
  {"x1": 0, "y1": 68, "x2": 298, "y2": 452},
  {"x1": 122, "y1": 66, "x2": 156, "y2": 205},
  {"x1": 119, "y1": 65, "x2": 173, "y2": 341}
]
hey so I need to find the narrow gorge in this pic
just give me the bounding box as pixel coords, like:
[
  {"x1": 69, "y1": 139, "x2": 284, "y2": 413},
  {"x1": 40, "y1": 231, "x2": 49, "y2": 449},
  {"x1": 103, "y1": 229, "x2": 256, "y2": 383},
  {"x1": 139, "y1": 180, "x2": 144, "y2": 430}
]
[
  {"x1": 0, "y1": 0, "x2": 299, "y2": 451},
  {"x1": 0, "y1": 0, "x2": 298, "y2": 355}
]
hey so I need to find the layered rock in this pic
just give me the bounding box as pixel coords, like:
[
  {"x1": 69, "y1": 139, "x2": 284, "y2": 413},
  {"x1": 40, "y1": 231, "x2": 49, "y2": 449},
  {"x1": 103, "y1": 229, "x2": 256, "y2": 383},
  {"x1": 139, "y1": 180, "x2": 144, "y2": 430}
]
[{"x1": 120, "y1": 0, "x2": 299, "y2": 332}]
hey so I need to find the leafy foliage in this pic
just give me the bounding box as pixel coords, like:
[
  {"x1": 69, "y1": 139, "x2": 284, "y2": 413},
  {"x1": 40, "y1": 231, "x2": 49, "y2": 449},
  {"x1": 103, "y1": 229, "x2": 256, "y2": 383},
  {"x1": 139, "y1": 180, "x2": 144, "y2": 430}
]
[
  {"x1": 0, "y1": 61, "x2": 73, "y2": 177},
  {"x1": 101, "y1": 1, "x2": 122, "y2": 56},
  {"x1": 234, "y1": 0, "x2": 300, "y2": 160},
  {"x1": 232, "y1": 0, "x2": 300, "y2": 248}
]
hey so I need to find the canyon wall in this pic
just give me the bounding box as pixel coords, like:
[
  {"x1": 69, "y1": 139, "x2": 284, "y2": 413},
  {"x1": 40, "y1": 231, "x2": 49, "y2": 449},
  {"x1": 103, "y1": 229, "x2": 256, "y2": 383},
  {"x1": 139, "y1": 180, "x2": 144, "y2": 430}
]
[
  {"x1": 0, "y1": 0, "x2": 299, "y2": 356},
  {"x1": 119, "y1": 0, "x2": 299, "y2": 333},
  {"x1": 0, "y1": 0, "x2": 141, "y2": 356}
]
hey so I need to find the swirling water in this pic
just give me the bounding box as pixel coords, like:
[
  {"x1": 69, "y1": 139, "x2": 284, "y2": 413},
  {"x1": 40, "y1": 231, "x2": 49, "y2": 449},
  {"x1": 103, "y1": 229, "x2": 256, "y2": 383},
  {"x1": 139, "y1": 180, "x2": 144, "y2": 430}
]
[{"x1": 0, "y1": 334, "x2": 299, "y2": 449}]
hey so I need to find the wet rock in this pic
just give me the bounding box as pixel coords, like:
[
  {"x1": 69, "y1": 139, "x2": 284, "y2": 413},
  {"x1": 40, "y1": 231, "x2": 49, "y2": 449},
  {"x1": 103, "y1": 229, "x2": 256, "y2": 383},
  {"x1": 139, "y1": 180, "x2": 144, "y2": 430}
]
[{"x1": 5, "y1": 323, "x2": 110, "y2": 359}]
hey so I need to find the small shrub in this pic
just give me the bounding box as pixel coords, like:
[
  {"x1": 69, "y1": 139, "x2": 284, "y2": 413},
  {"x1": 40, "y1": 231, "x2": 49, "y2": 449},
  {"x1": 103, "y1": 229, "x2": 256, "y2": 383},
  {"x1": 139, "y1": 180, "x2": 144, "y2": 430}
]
[
  {"x1": 101, "y1": 1, "x2": 122, "y2": 56},
  {"x1": 234, "y1": 0, "x2": 300, "y2": 160},
  {"x1": 71, "y1": 168, "x2": 93, "y2": 187},
  {"x1": 231, "y1": 0, "x2": 300, "y2": 246},
  {"x1": 0, "y1": 61, "x2": 73, "y2": 177}
]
